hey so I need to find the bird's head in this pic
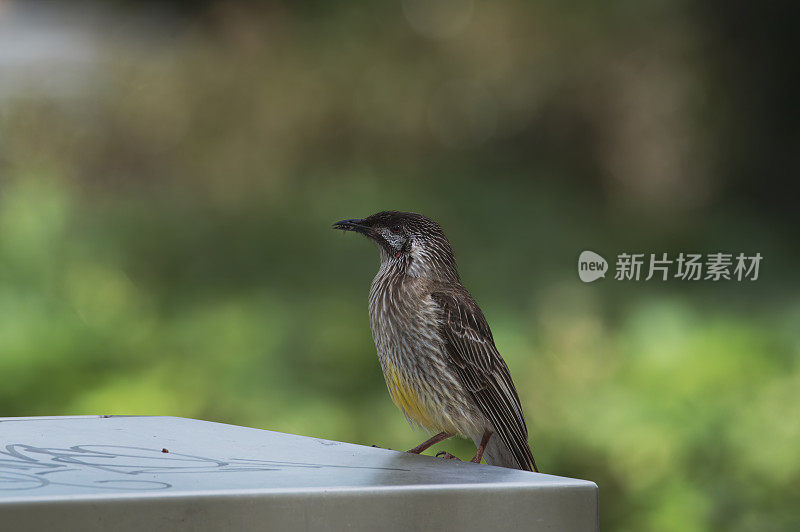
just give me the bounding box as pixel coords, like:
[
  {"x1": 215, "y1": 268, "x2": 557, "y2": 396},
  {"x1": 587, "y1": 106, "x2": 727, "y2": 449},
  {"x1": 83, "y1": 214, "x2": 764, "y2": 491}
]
[{"x1": 333, "y1": 211, "x2": 459, "y2": 282}]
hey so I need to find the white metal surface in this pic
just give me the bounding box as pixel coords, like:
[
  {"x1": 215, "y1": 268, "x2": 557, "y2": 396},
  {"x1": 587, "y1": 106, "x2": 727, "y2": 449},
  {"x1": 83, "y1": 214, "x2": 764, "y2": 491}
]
[{"x1": 0, "y1": 416, "x2": 597, "y2": 531}]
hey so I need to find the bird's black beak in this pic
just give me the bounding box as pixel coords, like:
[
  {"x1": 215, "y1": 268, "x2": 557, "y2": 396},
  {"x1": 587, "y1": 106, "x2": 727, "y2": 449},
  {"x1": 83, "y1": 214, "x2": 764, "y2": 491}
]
[{"x1": 332, "y1": 218, "x2": 372, "y2": 236}]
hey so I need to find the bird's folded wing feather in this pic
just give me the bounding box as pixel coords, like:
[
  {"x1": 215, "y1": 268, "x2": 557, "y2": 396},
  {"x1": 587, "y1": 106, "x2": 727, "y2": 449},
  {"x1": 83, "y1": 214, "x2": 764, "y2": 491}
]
[{"x1": 431, "y1": 286, "x2": 536, "y2": 471}]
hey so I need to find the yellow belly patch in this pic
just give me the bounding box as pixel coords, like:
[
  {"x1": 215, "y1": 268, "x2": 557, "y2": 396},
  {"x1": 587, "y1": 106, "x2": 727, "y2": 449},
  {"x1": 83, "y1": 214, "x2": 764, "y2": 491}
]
[{"x1": 384, "y1": 361, "x2": 436, "y2": 429}]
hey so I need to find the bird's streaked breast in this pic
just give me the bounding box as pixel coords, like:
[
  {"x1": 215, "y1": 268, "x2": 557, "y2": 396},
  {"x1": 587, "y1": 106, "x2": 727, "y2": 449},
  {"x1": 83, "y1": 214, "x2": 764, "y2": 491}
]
[{"x1": 368, "y1": 261, "x2": 480, "y2": 434}]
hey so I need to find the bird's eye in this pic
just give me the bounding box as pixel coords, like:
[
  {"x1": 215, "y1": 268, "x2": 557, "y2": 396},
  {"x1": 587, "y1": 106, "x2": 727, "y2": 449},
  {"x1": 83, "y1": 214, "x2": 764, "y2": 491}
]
[{"x1": 390, "y1": 225, "x2": 401, "y2": 234}]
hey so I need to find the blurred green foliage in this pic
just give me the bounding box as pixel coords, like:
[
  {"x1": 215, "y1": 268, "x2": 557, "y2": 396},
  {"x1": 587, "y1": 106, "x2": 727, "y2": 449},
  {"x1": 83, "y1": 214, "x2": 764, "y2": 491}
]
[{"x1": 0, "y1": 1, "x2": 798, "y2": 530}]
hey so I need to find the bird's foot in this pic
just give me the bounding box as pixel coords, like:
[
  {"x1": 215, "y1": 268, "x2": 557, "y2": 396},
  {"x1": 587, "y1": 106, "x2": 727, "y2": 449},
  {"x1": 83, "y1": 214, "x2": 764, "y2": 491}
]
[{"x1": 435, "y1": 451, "x2": 461, "y2": 461}]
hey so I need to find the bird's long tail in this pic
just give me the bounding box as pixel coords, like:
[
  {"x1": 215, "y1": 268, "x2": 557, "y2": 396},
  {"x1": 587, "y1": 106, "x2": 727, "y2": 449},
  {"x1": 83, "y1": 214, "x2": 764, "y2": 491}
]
[{"x1": 475, "y1": 431, "x2": 538, "y2": 472}]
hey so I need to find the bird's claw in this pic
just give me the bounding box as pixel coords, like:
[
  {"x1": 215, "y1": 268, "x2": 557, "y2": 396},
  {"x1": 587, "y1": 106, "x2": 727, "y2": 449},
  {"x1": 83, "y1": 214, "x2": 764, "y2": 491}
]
[{"x1": 435, "y1": 451, "x2": 461, "y2": 460}]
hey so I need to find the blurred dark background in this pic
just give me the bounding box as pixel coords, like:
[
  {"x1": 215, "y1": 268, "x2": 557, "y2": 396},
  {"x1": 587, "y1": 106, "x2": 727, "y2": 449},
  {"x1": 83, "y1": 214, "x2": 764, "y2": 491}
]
[{"x1": 0, "y1": 1, "x2": 798, "y2": 530}]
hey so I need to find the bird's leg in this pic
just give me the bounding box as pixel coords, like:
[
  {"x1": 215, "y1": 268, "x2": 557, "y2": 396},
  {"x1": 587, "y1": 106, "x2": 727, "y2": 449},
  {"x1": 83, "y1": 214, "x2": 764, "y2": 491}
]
[
  {"x1": 407, "y1": 432, "x2": 455, "y2": 454},
  {"x1": 470, "y1": 429, "x2": 493, "y2": 464}
]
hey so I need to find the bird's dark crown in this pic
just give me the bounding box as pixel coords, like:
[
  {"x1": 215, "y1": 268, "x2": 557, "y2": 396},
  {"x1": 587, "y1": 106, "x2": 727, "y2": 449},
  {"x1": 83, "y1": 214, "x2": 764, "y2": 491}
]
[{"x1": 332, "y1": 211, "x2": 459, "y2": 282}]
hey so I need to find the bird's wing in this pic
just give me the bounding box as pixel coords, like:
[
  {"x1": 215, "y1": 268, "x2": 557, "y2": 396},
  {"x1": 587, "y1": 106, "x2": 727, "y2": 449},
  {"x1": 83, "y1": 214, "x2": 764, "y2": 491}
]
[{"x1": 431, "y1": 286, "x2": 537, "y2": 471}]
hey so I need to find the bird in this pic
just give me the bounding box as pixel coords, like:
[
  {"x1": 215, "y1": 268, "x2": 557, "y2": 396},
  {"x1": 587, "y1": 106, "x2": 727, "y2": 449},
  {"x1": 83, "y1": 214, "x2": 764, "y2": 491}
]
[{"x1": 333, "y1": 210, "x2": 537, "y2": 471}]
